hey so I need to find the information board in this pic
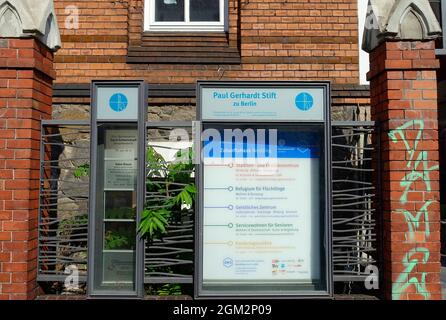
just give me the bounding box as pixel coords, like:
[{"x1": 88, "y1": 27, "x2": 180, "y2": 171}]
[
  {"x1": 197, "y1": 82, "x2": 332, "y2": 298},
  {"x1": 202, "y1": 130, "x2": 321, "y2": 283},
  {"x1": 200, "y1": 87, "x2": 325, "y2": 121}
]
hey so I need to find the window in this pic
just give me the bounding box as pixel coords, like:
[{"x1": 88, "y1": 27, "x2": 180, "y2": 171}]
[
  {"x1": 358, "y1": 0, "x2": 369, "y2": 84},
  {"x1": 144, "y1": 0, "x2": 226, "y2": 32},
  {"x1": 429, "y1": 0, "x2": 446, "y2": 54}
]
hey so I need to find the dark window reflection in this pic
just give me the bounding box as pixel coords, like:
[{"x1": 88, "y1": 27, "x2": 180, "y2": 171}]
[
  {"x1": 429, "y1": 0, "x2": 443, "y2": 49},
  {"x1": 190, "y1": 0, "x2": 220, "y2": 22},
  {"x1": 155, "y1": 0, "x2": 185, "y2": 22}
]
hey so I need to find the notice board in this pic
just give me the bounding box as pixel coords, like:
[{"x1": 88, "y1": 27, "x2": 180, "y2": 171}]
[{"x1": 196, "y1": 81, "x2": 332, "y2": 298}]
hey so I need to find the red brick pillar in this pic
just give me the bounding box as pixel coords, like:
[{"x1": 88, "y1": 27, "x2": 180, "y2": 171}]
[
  {"x1": 368, "y1": 40, "x2": 442, "y2": 300},
  {"x1": 0, "y1": 38, "x2": 55, "y2": 300}
]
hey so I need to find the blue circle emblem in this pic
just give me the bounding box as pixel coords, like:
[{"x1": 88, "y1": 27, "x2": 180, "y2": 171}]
[
  {"x1": 295, "y1": 92, "x2": 314, "y2": 111},
  {"x1": 223, "y1": 258, "x2": 233, "y2": 268},
  {"x1": 109, "y1": 93, "x2": 128, "y2": 112}
]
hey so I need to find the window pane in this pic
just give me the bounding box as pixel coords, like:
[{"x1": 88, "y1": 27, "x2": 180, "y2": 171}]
[
  {"x1": 429, "y1": 0, "x2": 443, "y2": 49},
  {"x1": 190, "y1": 0, "x2": 220, "y2": 22},
  {"x1": 200, "y1": 124, "x2": 328, "y2": 295},
  {"x1": 430, "y1": 0, "x2": 442, "y2": 22},
  {"x1": 104, "y1": 222, "x2": 136, "y2": 251},
  {"x1": 155, "y1": 0, "x2": 185, "y2": 22},
  {"x1": 92, "y1": 125, "x2": 138, "y2": 293}
]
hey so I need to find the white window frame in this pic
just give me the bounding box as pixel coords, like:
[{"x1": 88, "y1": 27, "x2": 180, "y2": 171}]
[
  {"x1": 144, "y1": 0, "x2": 226, "y2": 32},
  {"x1": 436, "y1": 0, "x2": 446, "y2": 55},
  {"x1": 358, "y1": 0, "x2": 369, "y2": 84}
]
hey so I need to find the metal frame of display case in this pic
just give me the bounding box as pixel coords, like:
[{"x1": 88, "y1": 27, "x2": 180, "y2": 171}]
[
  {"x1": 195, "y1": 81, "x2": 333, "y2": 299},
  {"x1": 87, "y1": 80, "x2": 147, "y2": 299}
]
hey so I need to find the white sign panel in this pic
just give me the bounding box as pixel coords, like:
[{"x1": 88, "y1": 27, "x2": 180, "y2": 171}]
[
  {"x1": 200, "y1": 87, "x2": 325, "y2": 121},
  {"x1": 105, "y1": 130, "x2": 138, "y2": 159},
  {"x1": 104, "y1": 160, "x2": 137, "y2": 190},
  {"x1": 97, "y1": 86, "x2": 139, "y2": 121},
  {"x1": 103, "y1": 251, "x2": 135, "y2": 283},
  {"x1": 104, "y1": 130, "x2": 138, "y2": 190},
  {"x1": 202, "y1": 131, "x2": 321, "y2": 284}
]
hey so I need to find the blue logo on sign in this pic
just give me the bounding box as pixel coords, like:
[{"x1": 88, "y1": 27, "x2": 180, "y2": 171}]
[
  {"x1": 223, "y1": 258, "x2": 233, "y2": 268},
  {"x1": 109, "y1": 93, "x2": 128, "y2": 112},
  {"x1": 295, "y1": 92, "x2": 314, "y2": 111}
]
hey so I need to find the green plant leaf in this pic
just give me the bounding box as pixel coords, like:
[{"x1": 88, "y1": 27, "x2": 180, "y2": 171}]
[
  {"x1": 139, "y1": 146, "x2": 196, "y2": 243},
  {"x1": 138, "y1": 208, "x2": 170, "y2": 239},
  {"x1": 146, "y1": 146, "x2": 166, "y2": 178},
  {"x1": 104, "y1": 231, "x2": 129, "y2": 250},
  {"x1": 73, "y1": 163, "x2": 90, "y2": 179},
  {"x1": 174, "y1": 183, "x2": 196, "y2": 207}
]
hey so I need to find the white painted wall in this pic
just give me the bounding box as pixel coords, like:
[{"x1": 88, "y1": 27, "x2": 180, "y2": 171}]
[{"x1": 358, "y1": 0, "x2": 369, "y2": 84}]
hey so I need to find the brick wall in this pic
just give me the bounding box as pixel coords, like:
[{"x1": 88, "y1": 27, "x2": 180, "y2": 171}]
[
  {"x1": 53, "y1": 0, "x2": 359, "y2": 84},
  {"x1": 369, "y1": 40, "x2": 442, "y2": 300},
  {"x1": 0, "y1": 38, "x2": 55, "y2": 300}
]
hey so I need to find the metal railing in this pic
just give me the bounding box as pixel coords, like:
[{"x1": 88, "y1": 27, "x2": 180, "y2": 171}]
[
  {"x1": 37, "y1": 120, "x2": 379, "y2": 284},
  {"x1": 331, "y1": 122, "x2": 378, "y2": 281},
  {"x1": 144, "y1": 123, "x2": 195, "y2": 284},
  {"x1": 38, "y1": 121, "x2": 90, "y2": 282}
]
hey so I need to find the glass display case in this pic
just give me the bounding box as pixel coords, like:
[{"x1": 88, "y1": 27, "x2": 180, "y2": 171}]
[
  {"x1": 88, "y1": 81, "x2": 146, "y2": 298},
  {"x1": 92, "y1": 125, "x2": 138, "y2": 292}
]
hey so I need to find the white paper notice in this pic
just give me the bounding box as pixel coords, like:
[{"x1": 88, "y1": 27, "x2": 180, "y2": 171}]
[
  {"x1": 104, "y1": 160, "x2": 137, "y2": 190},
  {"x1": 105, "y1": 130, "x2": 138, "y2": 159},
  {"x1": 104, "y1": 130, "x2": 138, "y2": 190}
]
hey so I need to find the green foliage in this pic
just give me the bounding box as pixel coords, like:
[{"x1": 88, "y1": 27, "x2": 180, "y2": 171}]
[
  {"x1": 156, "y1": 284, "x2": 182, "y2": 296},
  {"x1": 73, "y1": 163, "x2": 90, "y2": 179},
  {"x1": 58, "y1": 214, "x2": 89, "y2": 236},
  {"x1": 104, "y1": 231, "x2": 129, "y2": 250},
  {"x1": 70, "y1": 146, "x2": 196, "y2": 243},
  {"x1": 174, "y1": 183, "x2": 196, "y2": 207},
  {"x1": 59, "y1": 214, "x2": 88, "y2": 228},
  {"x1": 105, "y1": 207, "x2": 136, "y2": 220},
  {"x1": 146, "y1": 147, "x2": 166, "y2": 178},
  {"x1": 138, "y1": 208, "x2": 170, "y2": 239},
  {"x1": 138, "y1": 146, "x2": 196, "y2": 241},
  {"x1": 167, "y1": 148, "x2": 195, "y2": 183}
]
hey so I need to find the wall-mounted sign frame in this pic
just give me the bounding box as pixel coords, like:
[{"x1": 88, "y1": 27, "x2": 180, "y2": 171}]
[
  {"x1": 195, "y1": 81, "x2": 333, "y2": 299},
  {"x1": 88, "y1": 80, "x2": 147, "y2": 298}
]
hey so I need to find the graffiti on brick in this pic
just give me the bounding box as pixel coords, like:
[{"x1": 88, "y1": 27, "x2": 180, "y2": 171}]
[
  {"x1": 392, "y1": 248, "x2": 430, "y2": 300},
  {"x1": 397, "y1": 200, "x2": 433, "y2": 242},
  {"x1": 388, "y1": 120, "x2": 439, "y2": 204},
  {"x1": 388, "y1": 119, "x2": 438, "y2": 300}
]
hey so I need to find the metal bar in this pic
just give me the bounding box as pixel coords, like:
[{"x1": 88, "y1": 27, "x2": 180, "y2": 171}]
[
  {"x1": 41, "y1": 120, "x2": 376, "y2": 129},
  {"x1": 41, "y1": 120, "x2": 90, "y2": 126},
  {"x1": 144, "y1": 277, "x2": 193, "y2": 284},
  {"x1": 146, "y1": 121, "x2": 193, "y2": 128},
  {"x1": 332, "y1": 121, "x2": 375, "y2": 127},
  {"x1": 54, "y1": 83, "x2": 370, "y2": 99},
  {"x1": 38, "y1": 274, "x2": 87, "y2": 282},
  {"x1": 333, "y1": 275, "x2": 368, "y2": 282},
  {"x1": 37, "y1": 122, "x2": 45, "y2": 275}
]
